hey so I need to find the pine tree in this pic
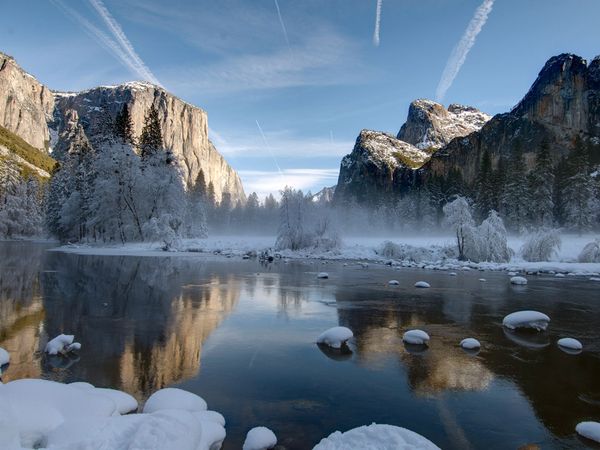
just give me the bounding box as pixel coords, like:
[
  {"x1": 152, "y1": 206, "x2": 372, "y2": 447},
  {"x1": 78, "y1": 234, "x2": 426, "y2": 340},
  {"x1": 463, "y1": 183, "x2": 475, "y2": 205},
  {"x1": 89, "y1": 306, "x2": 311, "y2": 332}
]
[
  {"x1": 501, "y1": 141, "x2": 530, "y2": 233},
  {"x1": 474, "y1": 150, "x2": 495, "y2": 221},
  {"x1": 114, "y1": 103, "x2": 135, "y2": 145},
  {"x1": 139, "y1": 104, "x2": 164, "y2": 160},
  {"x1": 563, "y1": 139, "x2": 597, "y2": 233},
  {"x1": 527, "y1": 141, "x2": 554, "y2": 227}
]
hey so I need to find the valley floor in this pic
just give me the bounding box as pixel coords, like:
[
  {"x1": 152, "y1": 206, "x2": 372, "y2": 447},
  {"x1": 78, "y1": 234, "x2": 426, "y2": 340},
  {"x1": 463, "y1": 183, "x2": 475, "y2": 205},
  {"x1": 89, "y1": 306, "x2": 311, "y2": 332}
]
[{"x1": 52, "y1": 234, "x2": 600, "y2": 276}]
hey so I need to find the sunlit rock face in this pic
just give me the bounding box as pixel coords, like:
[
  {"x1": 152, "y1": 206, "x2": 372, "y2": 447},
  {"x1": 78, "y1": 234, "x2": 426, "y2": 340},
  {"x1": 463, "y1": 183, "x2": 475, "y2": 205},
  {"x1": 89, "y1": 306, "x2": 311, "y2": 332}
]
[
  {"x1": 0, "y1": 52, "x2": 55, "y2": 150},
  {"x1": 53, "y1": 83, "x2": 245, "y2": 203}
]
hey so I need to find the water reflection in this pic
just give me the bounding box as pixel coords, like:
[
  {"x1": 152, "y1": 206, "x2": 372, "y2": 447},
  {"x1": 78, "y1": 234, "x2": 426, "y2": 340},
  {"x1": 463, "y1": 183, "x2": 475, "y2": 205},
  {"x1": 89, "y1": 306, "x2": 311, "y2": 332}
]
[{"x1": 0, "y1": 244, "x2": 240, "y2": 400}]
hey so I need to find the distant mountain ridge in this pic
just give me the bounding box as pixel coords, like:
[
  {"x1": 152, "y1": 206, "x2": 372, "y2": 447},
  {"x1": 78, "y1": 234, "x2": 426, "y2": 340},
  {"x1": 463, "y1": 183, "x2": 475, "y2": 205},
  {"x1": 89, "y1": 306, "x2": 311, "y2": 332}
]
[
  {"x1": 334, "y1": 53, "x2": 600, "y2": 205},
  {"x1": 0, "y1": 51, "x2": 245, "y2": 203}
]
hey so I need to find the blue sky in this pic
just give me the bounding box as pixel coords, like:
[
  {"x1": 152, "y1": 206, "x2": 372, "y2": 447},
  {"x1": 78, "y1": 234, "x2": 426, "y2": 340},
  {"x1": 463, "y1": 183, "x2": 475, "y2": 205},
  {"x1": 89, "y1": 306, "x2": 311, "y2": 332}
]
[{"x1": 3, "y1": 0, "x2": 600, "y2": 199}]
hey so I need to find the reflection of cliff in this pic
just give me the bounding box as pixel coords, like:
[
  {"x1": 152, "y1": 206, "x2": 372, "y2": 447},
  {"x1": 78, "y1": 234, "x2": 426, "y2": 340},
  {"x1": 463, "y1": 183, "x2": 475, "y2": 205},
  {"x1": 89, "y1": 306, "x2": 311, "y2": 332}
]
[
  {"x1": 40, "y1": 254, "x2": 240, "y2": 400},
  {"x1": 0, "y1": 242, "x2": 48, "y2": 380}
]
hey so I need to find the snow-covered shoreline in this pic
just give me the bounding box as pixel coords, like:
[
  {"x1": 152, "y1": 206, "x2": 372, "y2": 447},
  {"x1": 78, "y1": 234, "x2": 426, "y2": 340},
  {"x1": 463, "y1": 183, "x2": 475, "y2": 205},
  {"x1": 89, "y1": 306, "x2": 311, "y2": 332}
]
[{"x1": 49, "y1": 234, "x2": 600, "y2": 276}]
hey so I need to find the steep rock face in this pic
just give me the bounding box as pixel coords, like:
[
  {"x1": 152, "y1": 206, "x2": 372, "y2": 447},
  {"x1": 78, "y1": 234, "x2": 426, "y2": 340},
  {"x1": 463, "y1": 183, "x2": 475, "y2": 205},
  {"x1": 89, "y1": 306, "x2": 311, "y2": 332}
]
[
  {"x1": 398, "y1": 99, "x2": 490, "y2": 150},
  {"x1": 421, "y1": 53, "x2": 600, "y2": 186},
  {"x1": 53, "y1": 82, "x2": 245, "y2": 203},
  {"x1": 0, "y1": 52, "x2": 54, "y2": 150},
  {"x1": 334, "y1": 130, "x2": 425, "y2": 203}
]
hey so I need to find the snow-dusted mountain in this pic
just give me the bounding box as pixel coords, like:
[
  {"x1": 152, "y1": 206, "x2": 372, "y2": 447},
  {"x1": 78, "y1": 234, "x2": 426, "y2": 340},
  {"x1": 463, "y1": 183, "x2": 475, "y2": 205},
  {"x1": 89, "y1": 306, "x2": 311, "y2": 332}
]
[
  {"x1": 334, "y1": 53, "x2": 600, "y2": 205},
  {"x1": 334, "y1": 101, "x2": 490, "y2": 203},
  {"x1": 0, "y1": 51, "x2": 245, "y2": 203}
]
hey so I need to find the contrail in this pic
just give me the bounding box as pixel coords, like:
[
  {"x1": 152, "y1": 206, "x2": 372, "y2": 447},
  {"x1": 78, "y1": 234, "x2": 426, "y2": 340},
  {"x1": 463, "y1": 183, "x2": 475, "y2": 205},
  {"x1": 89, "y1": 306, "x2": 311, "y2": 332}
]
[
  {"x1": 88, "y1": 0, "x2": 161, "y2": 86},
  {"x1": 435, "y1": 0, "x2": 494, "y2": 102},
  {"x1": 255, "y1": 120, "x2": 286, "y2": 186},
  {"x1": 274, "y1": 0, "x2": 290, "y2": 47},
  {"x1": 373, "y1": 0, "x2": 383, "y2": 47},
  {"x1": 51, "y1": 0, "x2": 144, "y2": 80}
]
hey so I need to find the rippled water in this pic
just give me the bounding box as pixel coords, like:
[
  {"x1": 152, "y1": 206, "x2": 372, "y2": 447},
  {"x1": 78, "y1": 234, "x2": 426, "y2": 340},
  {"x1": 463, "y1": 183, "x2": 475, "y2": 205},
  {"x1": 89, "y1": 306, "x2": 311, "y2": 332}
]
[{"x1": 1, "y1": 241, "x2": 600, "y2": 449}]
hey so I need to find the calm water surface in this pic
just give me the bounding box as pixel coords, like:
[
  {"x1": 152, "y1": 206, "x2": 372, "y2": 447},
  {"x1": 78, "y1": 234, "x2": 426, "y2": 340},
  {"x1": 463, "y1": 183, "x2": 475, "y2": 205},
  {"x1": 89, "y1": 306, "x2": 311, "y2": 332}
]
[{"x1": 1, "y1": 241, "x2": 600, "y2": 449}]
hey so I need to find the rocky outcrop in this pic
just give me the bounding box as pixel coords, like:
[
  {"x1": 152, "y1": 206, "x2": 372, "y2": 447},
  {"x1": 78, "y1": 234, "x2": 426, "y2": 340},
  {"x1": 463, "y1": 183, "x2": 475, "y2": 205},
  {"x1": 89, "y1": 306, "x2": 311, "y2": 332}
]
[
  {"x1": 334, "y1": 130, "x2": 426, "y2": 203},
  {"x1": 0, "y1": 52, "x2": 54, "y2": 150},
  {"x1": 398, "y1": 99, "x2": 490, "y2": 151},
  {"x1": 335, "y1": 53, "x2": 600, "y2": 204},
  {"x1": 334, "y1": 102, "x2": 489, "y2": 204},
  {"x1": 53, "y1": 83, "x2": 245, "y2": 203},
  {"x1": 0, "y1": 52, "x2": 245, "y2": 203}
]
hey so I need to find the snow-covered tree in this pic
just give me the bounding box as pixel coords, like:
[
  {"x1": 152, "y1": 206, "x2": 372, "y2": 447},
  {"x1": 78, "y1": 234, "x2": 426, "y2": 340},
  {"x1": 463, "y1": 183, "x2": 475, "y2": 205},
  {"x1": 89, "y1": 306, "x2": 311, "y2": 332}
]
[
  {"x1": 443, "y1": 196, "x2": 475, "y2": 261},
  {"x1": 476, "y1": 210, "x2": 512, "y2": 262},
  {"x1": 578, "y1": 239, "x2": 600, "y2": 263},
  {"x1": 520, "y1": 229, "x2": 561, "y2": 262},
  {"x1": 139, "y1": 104, "x2": 163, "y2": 160}
]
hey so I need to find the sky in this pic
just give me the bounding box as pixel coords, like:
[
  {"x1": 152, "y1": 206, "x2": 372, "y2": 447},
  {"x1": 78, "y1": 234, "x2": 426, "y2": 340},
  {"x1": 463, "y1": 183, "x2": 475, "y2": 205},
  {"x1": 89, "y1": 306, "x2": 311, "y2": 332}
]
[{"x1": 2, "y1": 0, "x2": 600, "y2": 199}]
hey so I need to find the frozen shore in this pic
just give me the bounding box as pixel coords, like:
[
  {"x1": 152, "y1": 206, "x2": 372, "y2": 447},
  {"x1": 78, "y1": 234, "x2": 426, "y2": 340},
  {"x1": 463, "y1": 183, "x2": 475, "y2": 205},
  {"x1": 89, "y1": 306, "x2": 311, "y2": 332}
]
[{"x1": 50, "y1": 234, "x2": 600, "y2": 276}]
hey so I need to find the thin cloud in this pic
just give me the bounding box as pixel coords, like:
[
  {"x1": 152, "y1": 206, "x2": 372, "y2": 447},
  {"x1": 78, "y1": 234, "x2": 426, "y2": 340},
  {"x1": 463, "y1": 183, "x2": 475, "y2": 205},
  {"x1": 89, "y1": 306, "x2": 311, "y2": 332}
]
[
  {"x1": 88, "y1": 0, "x2": 161, "y2": 86},
  {"x1": 435, "y1": 0, "x2": 495, "y2": 102},
  {"x1": 239, "y1": 168, "x2": 339, "y2": 198},
  {"x1": 373, "y1": 0, "x2": 383, "y2": 47},
  {"x1": 274, "y1": 0, "x2": 290, "y2": 46}
]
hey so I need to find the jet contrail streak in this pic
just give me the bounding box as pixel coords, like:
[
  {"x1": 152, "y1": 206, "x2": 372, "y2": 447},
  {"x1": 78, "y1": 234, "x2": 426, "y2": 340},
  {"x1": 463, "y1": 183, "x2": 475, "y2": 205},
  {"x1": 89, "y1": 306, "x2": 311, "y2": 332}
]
[
  {"x1": 435, "y1": 0, "x2": 495, "y2": 102},
  {"x1": 51, "y1": 0, "x2": 142, "y2": 79},
  {"x1": 373, "y1": 0, "x2": 383, "y2": 47},
  {"x1": 88, "y1": 0, "x2": 161, "y2": 86},
  {"x1": 255, "y1": 120, "x2": 286, "y2": 186},
  {"x1": 274, "y1": 0, "x2": 290, "y2": 47}
]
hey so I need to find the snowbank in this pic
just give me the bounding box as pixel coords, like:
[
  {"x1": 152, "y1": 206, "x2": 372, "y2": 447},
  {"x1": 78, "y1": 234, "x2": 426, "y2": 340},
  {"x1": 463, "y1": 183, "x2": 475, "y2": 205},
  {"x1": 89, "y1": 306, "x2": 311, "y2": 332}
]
[
  {"x1": 502, "y1": 311, "x2": 550, "y2": 331},
  {"x1": 0, "y1": 380, "x2": 225, "y2": 450},
  {"x1": 576, "y1": 421, "x2": 600, "y2": 443},
  {"x1": 243, "y1": 426, "x2": 277, "y2": 450},
  {"x1": 403, "y1": 330, "x2": 430, "y2": 345},
  {"x1": 317, "y1": 327, "x2": 353, "y2": 349},
  {"x1": 143, "y1": 387, "x2": 208, "y2": 413},
  {"x1": 312, "y1": 423, "x2": 441, "y2": 450},
  {"x1": 51, "y1": 234, "x2": 600, "y2": 275}
]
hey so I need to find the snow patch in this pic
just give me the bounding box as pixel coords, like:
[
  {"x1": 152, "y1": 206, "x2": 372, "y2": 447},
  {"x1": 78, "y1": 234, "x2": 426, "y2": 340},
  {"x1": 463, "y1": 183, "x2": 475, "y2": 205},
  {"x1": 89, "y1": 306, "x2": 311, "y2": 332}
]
[
  {"x1": 317, "y1": 327, "x2": 353, "y2": 349},
  {"x1": 502, "y1": 311, "x2": 550, "y2": 331},
  {"x1": 243, "y1": 426, "x2": 277, "y2": 450},
  {"x1": 143, "y1": 388, "x2": 207, "y2": 414},
  {"x1": 0, "y1": 347, "x2": 9, "y2": 366},
  {"x1": 313, "y1": 423, "x2": 441, "y2": 450}
]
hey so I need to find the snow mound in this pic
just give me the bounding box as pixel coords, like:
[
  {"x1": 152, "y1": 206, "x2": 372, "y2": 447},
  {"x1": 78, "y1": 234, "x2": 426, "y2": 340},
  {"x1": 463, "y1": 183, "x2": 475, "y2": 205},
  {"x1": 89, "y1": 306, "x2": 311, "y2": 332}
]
[
  {"x1": 317, "y1": 327, "x2": 353, "y2": 349},
  {"x1": 388, "y1": 280, "x2": 400, "y2": 286},
  {"x1": 403, "y1": 330, "x2": 430, "y2": 345},
  {"x1": 555, "y1": 273, "x2": 566, "y2": 278},
  {"x1": 507, "y1": 271, "x2": 517, "y2": 276},
  {"x1": 143, "y1": 388, "x2": 207, "y2": 413},
  {"x1": 414, "y1": 281, "x2": 430, "y2": 288},
  {"x1": 479, "y1": 278, "x2": 486, "y2": 282},
  {"x1": 312, "y1": 423, "x2": 441, "y2": 450},
  {"x1": 502, "y1": 311, "x2": 550, "y2": 331},
  {"x1": 449, "y1": 272, "x2": 457, "y2": 276},
  {"x1": 68, "y1": 382, "x2": 138, "y2": 414},
  {"x1": 576, "y1": 421, "x2": 600, "y2": 443},
  {"x1": 317, "y1": 272, "x2": 329, "y2": 279},
  {"x1": 557, "y1": 338, "x2": 583, "y2": 351},
  {"x1": 0, "y1": 347, "x2": 9, "y2": 366},
  {"x1": 243, "y1": 426, "x2": 277, "y2": 450},
  {"x1": 510, "y1": 276, "x2": 528, "y2": 285},
  {"x1": 44, "y1": 334, "x2": 80, "y2": 355},
  {"x1": 460, "y1": 338, "x2": 481, "y2": 350}
]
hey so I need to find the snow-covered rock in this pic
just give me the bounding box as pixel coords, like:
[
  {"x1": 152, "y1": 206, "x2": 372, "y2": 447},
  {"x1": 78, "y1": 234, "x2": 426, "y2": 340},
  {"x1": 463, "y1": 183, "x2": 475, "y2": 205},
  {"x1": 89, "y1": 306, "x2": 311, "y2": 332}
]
[
  {"x1": 68, "y1": 382, "x2": 138, "y2": 414},
  {"x1": 317, "y1": 327, "x2": 353, "y2": 349},
  {"x1": 66, "y1": 342, "x2": 81, "y2": 353},
  {"x1": 510, "y1": 276, "x2": 528, "y2": 285},
  {"x1": 44, "y1": 334, "x2": 78, "y2": 355},
  {"x1": 460, "y1": 338, "x2": 481, "y2": 350},
  {"x1": 0, "y1": 347, "x2": 9, "y2": 366},
  {"x1": 555, "y1": 273, "x2": 566, "y2": 278},
  {"x1": 502, "y1": 311, "x2": 550, "y2": 331},
  {"x1": 576, "y1": 421, "x2": 600, "y2": 443},
  {"x1": 388, "y1": 280, "x2": 400, "y2": 286},
  {"x1": 557, "y1": 338, "x2": 583, "y2": 351},
  {"x1": 414, "y1": 281, "x2": 430, "y2": 288},
  {"x1": 507, "y1": 271, "x2": 518, "y2": 276},
  {"x1": 479, "y1": 278, "x2": 486, "y2": 282},
  {"x1": 243, "y1": 426, "x2": 277, "y2": 450},
  {"x1": 403, "y1": 330, "x2": 430, "y2": 345},
  {"x1": 313, "y1": 423, "x2": 441, "y2": 450},
  {"x1": 449, "y1": 272, "x2": 457, "y2": 276},
  {"x1": 143, "y1": 388, "x2": 207, "y2": 414},
  {"x1": 317, "y1": 272, "x2": 329, "y2": 279}
]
